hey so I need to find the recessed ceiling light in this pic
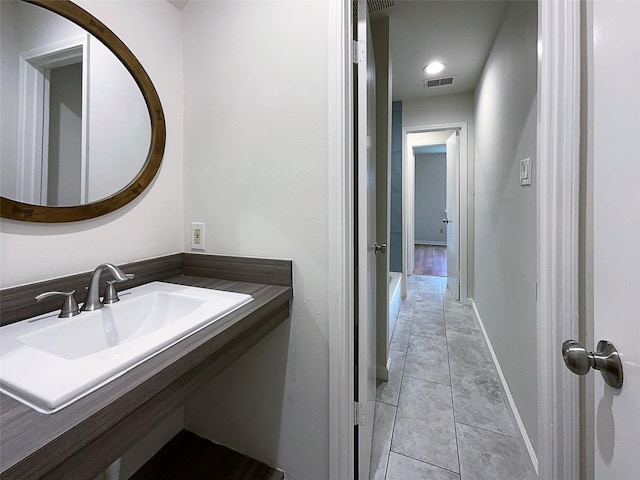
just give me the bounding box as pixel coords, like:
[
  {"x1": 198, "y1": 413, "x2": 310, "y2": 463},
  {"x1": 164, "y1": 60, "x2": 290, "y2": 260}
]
[{"x1": 424, "y1": 62, "x2": 446, "y2": 75}]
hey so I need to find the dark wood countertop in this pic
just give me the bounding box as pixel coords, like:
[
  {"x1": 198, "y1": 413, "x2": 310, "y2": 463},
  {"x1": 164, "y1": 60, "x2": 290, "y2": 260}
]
[{"x1": 0, "y1": 274, "x2": 292, "y2": 480}]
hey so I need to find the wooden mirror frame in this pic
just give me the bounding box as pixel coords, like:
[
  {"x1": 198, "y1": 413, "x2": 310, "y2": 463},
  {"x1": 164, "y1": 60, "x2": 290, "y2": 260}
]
[{"x1": 0, "y1": 0, "x2": 166, "y2": 223}]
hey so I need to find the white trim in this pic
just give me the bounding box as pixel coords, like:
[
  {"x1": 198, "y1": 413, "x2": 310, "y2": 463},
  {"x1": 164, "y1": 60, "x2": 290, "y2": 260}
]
[
  {"x1": 80, "y1": 35, "x2": 90, "y2": 204},
  {"x1": 471, "y1": 299, "x2": 539, "y2": 474},
  {"x1": 17, "y1": 56, "x2": 46, "y2": 203},
  {"x1": 414, "y1": 240, "x2": 446, "y2": 246},
  {"x1": 401, "y1": 122, "x2": 469, "y2": 304},
  {"x1": 16, "y1": 35, "x2": 89, "y2": 206},
  {"x1": 376, "y1": 359, "x2": 390, "y2": 382},
  {"x1": 328, "y1": 1, "x2": 354, "y2": 479},
  {"x1": 536, "y1": 1, "x2": 581, "y2": 479}
]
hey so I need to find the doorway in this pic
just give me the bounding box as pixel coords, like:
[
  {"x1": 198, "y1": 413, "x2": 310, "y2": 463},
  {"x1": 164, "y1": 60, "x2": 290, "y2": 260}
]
[
  {"x1": 402, "y1": 124, "x2": 468, "y2": 303},
  {"x1": 328, "y1": 0, "x2": 582, "y2": 478},
  {"x1": 413, "y1": 140, "x2": 447, "y2": 278},
  {"x1": 17, "y1": 35, "x2": 88, "y2": 206}
]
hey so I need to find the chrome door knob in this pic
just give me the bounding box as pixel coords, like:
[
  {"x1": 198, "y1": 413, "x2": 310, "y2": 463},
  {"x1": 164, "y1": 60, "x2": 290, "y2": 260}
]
[
  {"x1": 562, "y1": 339, "x2": 623, "y2": 388},
  {"x1": 374, "y1": 243, "x2": 386, "y2": 254},
  {"x1": 442, "y1": 218, "x2": 451, "y2": 224}
]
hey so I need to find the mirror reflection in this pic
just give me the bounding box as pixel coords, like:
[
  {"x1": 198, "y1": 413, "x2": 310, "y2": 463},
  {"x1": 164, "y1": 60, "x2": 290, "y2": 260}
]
[{"x1": 0, "y1": 0, "x2": 151, "y2": 207}]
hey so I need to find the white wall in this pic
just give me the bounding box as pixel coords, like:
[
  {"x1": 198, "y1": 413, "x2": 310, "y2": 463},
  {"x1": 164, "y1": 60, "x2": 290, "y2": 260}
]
[
  {"x1": 87, "y1": 36, "x2": 150, "y2": 203},
  {"x1": 0, "y1": 0, "x2": 18, "y2": 199},
  {"x1": 414, "y1": 152, "x2": 446, "y2": 244},
  {"x1": 403, "y1": 92, "x2": 474, "y2": 131},
  {"x1": 472, "y1": 0, "x2": 538, "y2": 454},
  {"x1": 0, "y1": 0, "x2": 184, "y2": 288},
  {"x1": 181, "y1": 2, "x2": 330, "y2": 478}
]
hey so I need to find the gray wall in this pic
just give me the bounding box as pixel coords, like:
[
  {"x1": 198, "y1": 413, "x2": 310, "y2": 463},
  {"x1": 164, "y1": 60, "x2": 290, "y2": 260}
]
[
  {"x1": 390, "y1": 101, "x2": 403, "y2": 272},
  {"x1": 47, "y1": 63, "x2": 83, "y2": 206},
  {"x1": 372, "y1": 17, "x2": 391, "y2": 375},
  {"x1": 414, "y1": 152, "x2": 446, "y2": 244},
  {"x1": 473, "y1": 0, "x2": 538, "y2": 454}
]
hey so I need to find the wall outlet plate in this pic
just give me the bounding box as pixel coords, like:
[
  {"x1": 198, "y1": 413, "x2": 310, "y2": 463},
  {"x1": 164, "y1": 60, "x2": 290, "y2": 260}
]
[
  {"x1": 191, "y1": 222, "x2": 205, "y2": 250},
  {"x1": 520, "y1": 157, "x2": 532, "y2": 186}
]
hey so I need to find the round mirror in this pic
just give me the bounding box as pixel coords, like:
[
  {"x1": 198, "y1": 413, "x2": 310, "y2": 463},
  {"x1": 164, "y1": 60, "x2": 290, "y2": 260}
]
[{"x1": 0, "y1": 0, "x2": 165, "y2": 222}]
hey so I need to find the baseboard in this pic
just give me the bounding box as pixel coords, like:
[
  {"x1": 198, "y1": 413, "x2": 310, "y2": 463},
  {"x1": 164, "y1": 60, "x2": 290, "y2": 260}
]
[
  {"x1": 376, "y1": 358, "x2": 390, "y2": 381},
  {"x1": 469, "y1": 299, "x2": 539, "y2": 475},
  {"x1": 414, "y1": 241, "x2": 447, "y2": 246}
]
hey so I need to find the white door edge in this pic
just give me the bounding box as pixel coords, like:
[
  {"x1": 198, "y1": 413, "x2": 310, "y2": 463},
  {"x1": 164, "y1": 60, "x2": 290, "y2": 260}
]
[
  {"x1": 536, "y1": 0, "x2": 581, "y2": 479},
  {"x1": 401, "y1": 122, "x2": 469, "y2": 305}
]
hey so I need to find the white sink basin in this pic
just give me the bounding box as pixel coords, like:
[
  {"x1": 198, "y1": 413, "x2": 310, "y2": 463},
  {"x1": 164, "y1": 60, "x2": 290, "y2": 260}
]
[{"x1": 0, "y1": 282, "x2": 253, "y2": 413}]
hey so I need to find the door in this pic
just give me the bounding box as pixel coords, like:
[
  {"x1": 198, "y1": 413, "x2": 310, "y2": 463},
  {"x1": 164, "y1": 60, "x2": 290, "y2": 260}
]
[
  {"x1": 590, "y1": 1, "x2": 640, "y2": 477},
  {"x1": 445, "y1": 131, "x2": 459, "y2": 300},
  {"x1": 355, "y1": 0, "x2": 377, "y2": 478}
]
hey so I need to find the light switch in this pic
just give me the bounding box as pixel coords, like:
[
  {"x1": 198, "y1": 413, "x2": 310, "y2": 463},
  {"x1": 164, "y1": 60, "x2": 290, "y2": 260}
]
[{"x1": 520, "y1": 157, "x2": 532, "y2": 186}]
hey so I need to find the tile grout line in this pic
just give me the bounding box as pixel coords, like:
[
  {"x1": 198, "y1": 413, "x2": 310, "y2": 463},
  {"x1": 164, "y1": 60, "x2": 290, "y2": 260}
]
[
  {"x1": 382, "y1": 289, "x2": 412, "y2": 480},
  {"x1": 384, "y1": 280, "x2": 417, "y2": 480},
  {"x1": 385, "y1": 337, "x2": 407, "y2": 480},
  {"x1": 388, "y1": 347, "x2": 407, "y2": 354},
  {"x1": 384, "y1": 276, "x2": 460, "y2": 479},
  {"x1": 442, "y1": 284, "x2": 463, "y2": 479},
  {"x1": 387, "y1": 450, "x2": 462, "y2": 478},
  {"x1": 453, "y1": 419, "x2": 518, "y2": 439},
  {"x1": 382, "y1": 402, "x2": 398, "y2": 480},
  {"x1": 400, "y1": 374, "x2": 451, "y2": 388}
]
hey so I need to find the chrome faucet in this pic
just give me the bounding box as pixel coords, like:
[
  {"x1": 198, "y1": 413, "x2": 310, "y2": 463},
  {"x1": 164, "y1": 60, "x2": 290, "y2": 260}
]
[{"x1": 81, "y1": 264, "x2": 134, "y2": 312}]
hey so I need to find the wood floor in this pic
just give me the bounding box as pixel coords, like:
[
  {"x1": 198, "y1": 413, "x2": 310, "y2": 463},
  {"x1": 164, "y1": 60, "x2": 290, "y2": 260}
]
[
  {"x1": 130, "y1": 430, "x2": 283, "y2": 480},
  {"x1": 414, "y1": 245, "x2": 447, "y2": 277}
]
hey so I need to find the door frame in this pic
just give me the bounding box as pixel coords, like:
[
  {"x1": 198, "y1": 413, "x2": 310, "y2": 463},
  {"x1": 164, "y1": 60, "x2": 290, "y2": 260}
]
[
  {"x1": 536, "y1": 1, "x2": 580, "y2": 479},
  {"x1": 328, "y1": 1, "x2": 355, "y2": 478},
  {"x1": 327, "y1": 0, "x2": 581, "y2": 479},
  {"x1": 401, "y1": 123, "x2": 468, "y2": 303},
  {"x1": 17, "y1": 35, "x2": 89, "y2": 205}
]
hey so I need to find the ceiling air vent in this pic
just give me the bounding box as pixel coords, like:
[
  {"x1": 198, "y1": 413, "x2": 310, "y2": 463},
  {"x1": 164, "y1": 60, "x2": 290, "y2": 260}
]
[
  {"x1": 353, "y1": 0, "x2": 395, "y2": 17},
  {"x1": 424, "y1": 76, "x2": 455, "y2": 88},
  {"x1": 368, "y1": 0, "x2": 395, "y2": 12}
]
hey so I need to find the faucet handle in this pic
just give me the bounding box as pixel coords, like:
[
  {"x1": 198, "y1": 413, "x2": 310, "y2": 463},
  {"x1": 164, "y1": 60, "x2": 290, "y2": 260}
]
[
  {"x1": 103, "y1": 273, "x2": 133, "y2": 304},
  {"x1": 103, "y1": 281, "x2": 120, "y2": 304},
  {"x1": 35, "y1": 290, "x2": 80, "y2": 318}
]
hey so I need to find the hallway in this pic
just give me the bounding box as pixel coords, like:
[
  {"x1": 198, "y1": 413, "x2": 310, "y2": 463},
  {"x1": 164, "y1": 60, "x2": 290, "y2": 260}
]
[{"x1": 369, "y1": 275, "x2": 534, "y2": 480}]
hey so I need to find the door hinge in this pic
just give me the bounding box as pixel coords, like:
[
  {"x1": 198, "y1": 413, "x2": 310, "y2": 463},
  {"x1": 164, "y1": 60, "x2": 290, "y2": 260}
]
[
  {"x1": 353, "y1": 40, "x2": 365, "y2": 64},
  {"x1": 354, "y1": 401, "x2": 366, "y2": 426}
]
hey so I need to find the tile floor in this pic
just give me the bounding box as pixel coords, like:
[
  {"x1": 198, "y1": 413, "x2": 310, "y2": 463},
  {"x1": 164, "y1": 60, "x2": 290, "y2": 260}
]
[{"x1": 369, "y1": 275, "x2": 535, "y2": 480}]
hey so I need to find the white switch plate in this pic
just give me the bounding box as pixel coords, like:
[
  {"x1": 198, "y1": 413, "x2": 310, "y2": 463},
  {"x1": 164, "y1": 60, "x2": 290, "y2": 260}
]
[
  {"x1": 520, "y1": 157, "x2": 532, "y2": 186},
  {"x1": 191, "y1": 222, "x2": 205, "y2": 250}
]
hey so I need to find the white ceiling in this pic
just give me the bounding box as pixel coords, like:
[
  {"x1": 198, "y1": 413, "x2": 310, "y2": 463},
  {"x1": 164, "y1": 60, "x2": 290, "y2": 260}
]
[
  {"x1": 168, "y1": 0, "x2": 508, "y2": 101},
  {"x1": 407, "y1": 130, "x2": 453, "y2": 153},
  {"x1": 371, "y1": 0, "x2": 510, "y2": 101}
]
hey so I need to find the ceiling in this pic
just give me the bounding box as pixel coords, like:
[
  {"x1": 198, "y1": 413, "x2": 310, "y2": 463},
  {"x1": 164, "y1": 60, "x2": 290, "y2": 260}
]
[
  {"x1": 410, "y1": 130, "x2": 455, "y2": 153},
  {"x1": 371, "y1": 0, "x2": 510, "y2": 101},
  {"x1": 168, "y1": 0, "x2": 508, "y2": 102},
  {"x1": 167, "y1": 0, "x2": 188, "y2": 11}
]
